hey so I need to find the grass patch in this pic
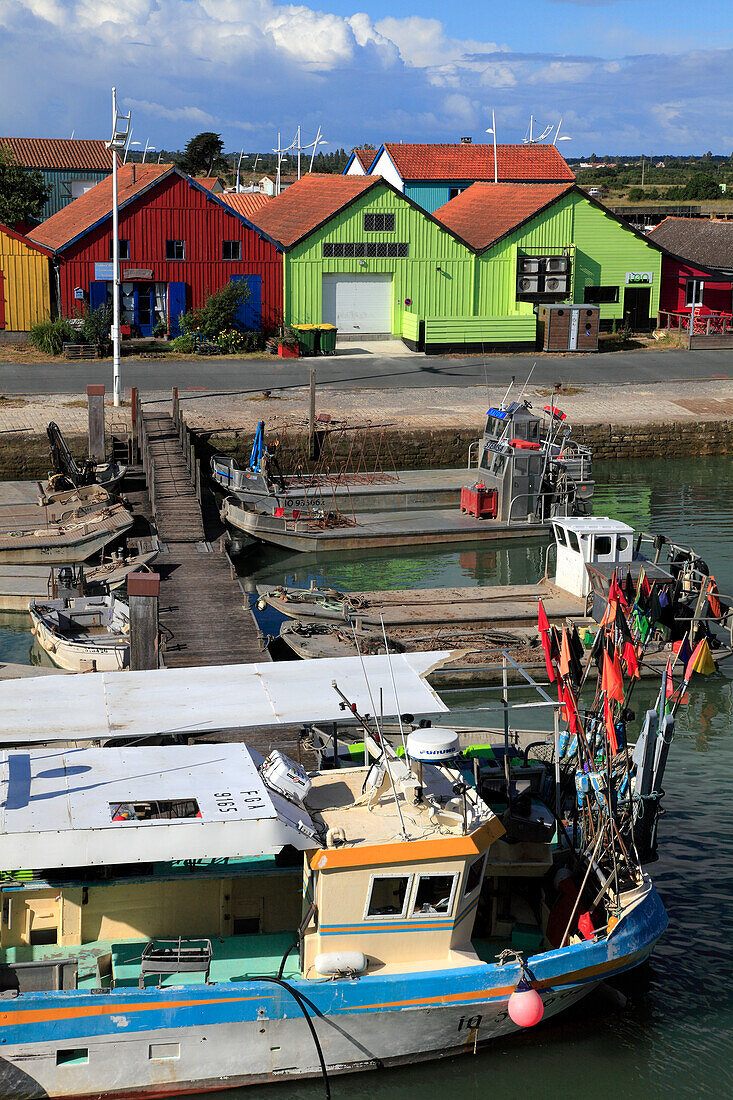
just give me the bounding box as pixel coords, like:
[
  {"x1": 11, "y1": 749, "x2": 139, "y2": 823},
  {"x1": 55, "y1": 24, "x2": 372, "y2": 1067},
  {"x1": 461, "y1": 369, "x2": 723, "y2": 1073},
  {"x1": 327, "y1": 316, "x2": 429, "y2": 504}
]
[
  {"x1": 537, "y1": 385, "x2": 586, "y2": 397},
  {"x1": 0, "y1": 395, "x2": 28, "y2": 407}
]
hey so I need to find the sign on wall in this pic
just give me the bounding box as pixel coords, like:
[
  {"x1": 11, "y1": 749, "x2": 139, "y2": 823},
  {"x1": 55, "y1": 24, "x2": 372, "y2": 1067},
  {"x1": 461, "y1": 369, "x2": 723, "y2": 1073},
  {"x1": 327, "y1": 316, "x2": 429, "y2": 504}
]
[
  {"x1": 124, "y1": 268, "x2": 154, "y2": 279},
  {"x1": 74, "y1": 287, "x2": 84, "y2": 300},
  {"x1": 625, "y1": 272, "x2": 653, "y2": 284},
  {"x1": 94, "y1": 262, "x2": 115, "y2": 280}
]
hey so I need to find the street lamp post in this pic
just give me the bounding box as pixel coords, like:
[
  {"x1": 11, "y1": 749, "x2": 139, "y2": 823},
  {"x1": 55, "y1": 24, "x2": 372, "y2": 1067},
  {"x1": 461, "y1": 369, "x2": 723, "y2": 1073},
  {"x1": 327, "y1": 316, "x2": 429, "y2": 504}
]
[{"x1": 106, "y1": 87, "x2": 131, "y2": 408}]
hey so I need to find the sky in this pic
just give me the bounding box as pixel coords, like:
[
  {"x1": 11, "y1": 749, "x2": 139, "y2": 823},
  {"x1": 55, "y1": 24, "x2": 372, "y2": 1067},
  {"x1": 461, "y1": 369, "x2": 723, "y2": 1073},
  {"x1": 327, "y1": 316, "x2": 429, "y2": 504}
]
[{"x1": 1, "y1": 0, "x2": 732, "y2": 157}]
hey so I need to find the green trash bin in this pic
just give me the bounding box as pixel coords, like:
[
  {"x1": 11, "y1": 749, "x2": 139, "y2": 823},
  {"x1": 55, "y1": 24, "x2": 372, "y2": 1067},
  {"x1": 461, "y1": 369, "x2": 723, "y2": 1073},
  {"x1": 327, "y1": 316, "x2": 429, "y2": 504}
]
[
  {"x1": 318, "y1": 324, "x2": 337, "y2": 355},
  {"x1": 292, "y1": 324, "x2": 317, "y2": 357}
]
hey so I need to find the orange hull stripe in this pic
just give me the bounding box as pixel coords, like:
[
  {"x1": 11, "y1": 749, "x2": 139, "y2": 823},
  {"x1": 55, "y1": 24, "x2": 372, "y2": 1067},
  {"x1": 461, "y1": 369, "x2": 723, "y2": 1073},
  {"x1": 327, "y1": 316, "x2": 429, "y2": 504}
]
[{"x1": 0, "y1": 995, "x2": 260, "y2": 1028}]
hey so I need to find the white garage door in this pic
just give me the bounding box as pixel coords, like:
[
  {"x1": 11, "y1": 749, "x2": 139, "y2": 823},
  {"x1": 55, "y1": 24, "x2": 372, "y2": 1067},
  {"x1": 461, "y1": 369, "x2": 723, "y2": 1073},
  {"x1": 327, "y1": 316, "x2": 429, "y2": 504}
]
[{"x1": 322, "y1": 274, "x2": 392, "y2": 334}]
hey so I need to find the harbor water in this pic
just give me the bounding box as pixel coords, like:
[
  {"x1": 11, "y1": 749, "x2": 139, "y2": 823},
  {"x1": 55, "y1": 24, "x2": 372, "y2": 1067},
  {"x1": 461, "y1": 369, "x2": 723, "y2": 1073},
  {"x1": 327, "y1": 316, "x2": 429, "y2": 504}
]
[{"x1": 2, "y1": 457, "x2": 731, "y2": 1098}]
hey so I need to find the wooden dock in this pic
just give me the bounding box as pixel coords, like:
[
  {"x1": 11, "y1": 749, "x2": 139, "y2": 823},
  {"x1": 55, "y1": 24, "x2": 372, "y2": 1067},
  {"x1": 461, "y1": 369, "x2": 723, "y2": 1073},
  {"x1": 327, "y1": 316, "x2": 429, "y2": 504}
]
[{"x1": 138, "y1": 398, "x2": 267, "y2": 669}]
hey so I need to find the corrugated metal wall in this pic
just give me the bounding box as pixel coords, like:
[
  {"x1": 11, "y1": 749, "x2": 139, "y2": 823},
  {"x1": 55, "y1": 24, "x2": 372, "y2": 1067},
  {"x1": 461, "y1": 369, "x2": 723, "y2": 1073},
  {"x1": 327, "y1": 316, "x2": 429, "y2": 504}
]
[
  {"x1": 425, "y1": 316, "x2": 536, "y2": 342},
  {"x1": 404, "y1": 184, "x2": 452, "y2": 213},
  {"x1": 57, "y1": 175, "x2": 283, "y2": 329},
  {"x1": 568, "y1": 193, "x2": 661, "y2": 320},
  {"x1": 286, "y1": 185, "x2": 475, "y2": 332},
  {"x1": 41, "y1": 170, "x2": 110, "y2": 218},
  {"x1": 0, "y1": 229, "x2": 51, "y2": 330},
  {"x1": 476, "y1": 191, "x2": 662, "y2": 322}
]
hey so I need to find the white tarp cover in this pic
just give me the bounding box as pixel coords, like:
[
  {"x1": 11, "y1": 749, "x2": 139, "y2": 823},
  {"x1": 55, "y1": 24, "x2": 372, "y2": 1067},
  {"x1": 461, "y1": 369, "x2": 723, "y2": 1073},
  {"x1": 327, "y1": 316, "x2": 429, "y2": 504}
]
[
  {"x1": 0, "y1": 653, "x2": 449, "y2": 745},
  {"x1": 0, "y1": 744, "x2": 318, "y2": 869}
]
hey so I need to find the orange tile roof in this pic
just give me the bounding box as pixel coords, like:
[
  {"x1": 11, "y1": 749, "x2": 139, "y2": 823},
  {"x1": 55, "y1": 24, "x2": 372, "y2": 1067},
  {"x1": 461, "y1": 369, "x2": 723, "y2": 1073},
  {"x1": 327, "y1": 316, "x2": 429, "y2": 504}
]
[
  {"x1": 378, "y1": 143, "x2": 575, "y2": 183},
  {"x1": 195, "y1": 177, "x2": 223, "y2": 191},
  {"x1": 29, "y1": 164, "x2": 173, "y2": 251},
  {"x1": 219, "y1": 192, "x2": 272, "y2": 218},
  {"x1": 0, "y1": 136, "x2": 116, "y2": 172},
  {"x1": 433, "y1": 182, "x2": 576, "y2": 251},
  {"x1": 246, "y1": 174, "x2": 378, "y2": 248},
  {"x1": 352, "y1": 148, "x2": 377, "y2": 172}
]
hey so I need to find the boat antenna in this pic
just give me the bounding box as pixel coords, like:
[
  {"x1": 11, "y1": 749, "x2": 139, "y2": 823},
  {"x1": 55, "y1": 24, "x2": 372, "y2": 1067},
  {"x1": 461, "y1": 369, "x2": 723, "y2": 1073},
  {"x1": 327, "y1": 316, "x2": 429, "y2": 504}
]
[
  {"x1": 352, "y1": 624, "x2": 410, "y2": 840},
  {"x1": 499, "y1": 374, "x2": 516, "y2": 407},
  {"x1": 516, "y1": 362, "x2": 536, "y2": 404},
  {"x1": 380, "y1": 613, "x2": 409, "y2": 758}
]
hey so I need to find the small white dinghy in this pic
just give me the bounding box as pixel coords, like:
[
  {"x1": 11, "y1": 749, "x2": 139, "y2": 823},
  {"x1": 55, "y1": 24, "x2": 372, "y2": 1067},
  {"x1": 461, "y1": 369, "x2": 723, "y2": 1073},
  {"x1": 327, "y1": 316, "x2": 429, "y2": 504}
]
[{"x1": 29, "y1": 593, "x2": 130, "y2": 672}]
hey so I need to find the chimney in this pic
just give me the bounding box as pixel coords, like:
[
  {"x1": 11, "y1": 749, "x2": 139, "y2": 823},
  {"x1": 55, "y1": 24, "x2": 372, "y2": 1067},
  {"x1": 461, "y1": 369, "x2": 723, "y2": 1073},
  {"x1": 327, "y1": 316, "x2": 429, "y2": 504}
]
[
  {"x1": 131, "y1": 163, "x2": 136, "y2": 184},
  {"x1": 460, "y1": 136, "x2": 472, "y2": 144}
]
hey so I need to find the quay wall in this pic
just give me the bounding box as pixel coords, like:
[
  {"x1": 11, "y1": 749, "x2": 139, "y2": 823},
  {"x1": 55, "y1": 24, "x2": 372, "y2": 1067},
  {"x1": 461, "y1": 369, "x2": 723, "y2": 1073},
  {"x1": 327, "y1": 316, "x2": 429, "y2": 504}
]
[
  {"x1": 202, "y1": 419, "x2": 733, "y2": 472},
  {"x1": 2, "y1": 419, "x2": 733, "y2": 481}
]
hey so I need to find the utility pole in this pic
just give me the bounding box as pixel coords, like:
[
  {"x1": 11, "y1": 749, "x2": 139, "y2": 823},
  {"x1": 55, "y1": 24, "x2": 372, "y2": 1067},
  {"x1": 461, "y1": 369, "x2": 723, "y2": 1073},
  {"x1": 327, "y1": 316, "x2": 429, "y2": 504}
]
[
  {"x1": 106, "y1": 88, "x2": 131, "y2": 408},
  {"x1": 641, "y1": 153, "x2": 645, "y2": 188}
]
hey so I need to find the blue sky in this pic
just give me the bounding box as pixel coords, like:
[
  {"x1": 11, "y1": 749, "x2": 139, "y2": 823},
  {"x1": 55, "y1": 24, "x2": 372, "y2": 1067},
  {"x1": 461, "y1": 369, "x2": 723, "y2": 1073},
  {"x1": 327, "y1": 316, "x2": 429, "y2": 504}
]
[{"x1": 1, "y1": 0, "x2": 731, "y2": 156}]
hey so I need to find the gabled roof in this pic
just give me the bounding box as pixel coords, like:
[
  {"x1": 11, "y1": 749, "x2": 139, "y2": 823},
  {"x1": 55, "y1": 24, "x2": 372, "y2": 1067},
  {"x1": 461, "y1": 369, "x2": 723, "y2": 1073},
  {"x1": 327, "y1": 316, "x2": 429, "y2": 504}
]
[
  {"x1": 433, "y1": 182, "x2": 575, "y2": 252},
  {"x1": 246, "y1": 174, "x2": 379, "y2": 248},
  {"x1": 344, "y1": 148, "x2": 378, "y2": 174},
  {"x1": 0, "y1": 136, "x2": 116, "y2": 172},
  {"x1": 195, "y1": 176, "x2": 223, "y2": 191},
  {"x1": 29, "y1": 164, "x2": 172, "y2": 251},
  {"x1": 219, "y1": 192, "x2": 272, "y2": 218},
  {"x1": 374, "y1": 143, "x2": 575, "y2": 183},
  {"x1": 647, "y1": 217, "x2": 733, "y2": 273},
  {"x1": 29, "y1": 164, "x2": 281, "y2": 254},
  {"x1": 0, "y1": 221, "x2": 54, "y2": 257}
]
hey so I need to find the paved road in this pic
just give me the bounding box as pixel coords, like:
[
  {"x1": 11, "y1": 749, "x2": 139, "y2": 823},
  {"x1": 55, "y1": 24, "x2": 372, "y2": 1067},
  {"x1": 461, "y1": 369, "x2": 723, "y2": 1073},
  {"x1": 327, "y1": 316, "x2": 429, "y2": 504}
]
[{"x1": 0, "y1": 347, "x2": 730, "y2": 394}]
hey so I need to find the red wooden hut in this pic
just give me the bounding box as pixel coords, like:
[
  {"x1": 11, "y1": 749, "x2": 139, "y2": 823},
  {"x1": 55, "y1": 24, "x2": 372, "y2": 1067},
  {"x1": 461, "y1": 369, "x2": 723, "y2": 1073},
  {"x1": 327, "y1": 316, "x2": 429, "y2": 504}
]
[
  {"x1": 30, "y1": 165, "x2": 283, "y2": 336},
  {"x1": 647, "y1": 217, "x2": 733, "y2": 330}
]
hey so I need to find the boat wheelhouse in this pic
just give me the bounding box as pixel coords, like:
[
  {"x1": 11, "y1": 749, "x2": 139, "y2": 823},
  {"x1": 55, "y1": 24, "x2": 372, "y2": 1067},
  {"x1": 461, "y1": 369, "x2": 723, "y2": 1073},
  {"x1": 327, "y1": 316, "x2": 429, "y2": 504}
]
[{"x1": 0, "y1": 726, "x2": 668, "y2": 1098}]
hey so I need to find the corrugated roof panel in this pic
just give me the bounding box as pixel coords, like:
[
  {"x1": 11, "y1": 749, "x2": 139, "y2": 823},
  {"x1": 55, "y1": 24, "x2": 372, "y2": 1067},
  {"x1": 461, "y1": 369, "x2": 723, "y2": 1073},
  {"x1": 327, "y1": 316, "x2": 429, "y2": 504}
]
[{"x1": 0, "y1": 137, "x2": 117, "y2": 172}]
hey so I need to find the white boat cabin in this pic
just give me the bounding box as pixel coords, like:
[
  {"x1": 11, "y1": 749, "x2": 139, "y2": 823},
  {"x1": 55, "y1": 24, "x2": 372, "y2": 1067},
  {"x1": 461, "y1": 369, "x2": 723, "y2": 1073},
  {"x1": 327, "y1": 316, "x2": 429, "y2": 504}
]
[{"x1": 553, "y1": 517, "x2": 634, "y2": 598}]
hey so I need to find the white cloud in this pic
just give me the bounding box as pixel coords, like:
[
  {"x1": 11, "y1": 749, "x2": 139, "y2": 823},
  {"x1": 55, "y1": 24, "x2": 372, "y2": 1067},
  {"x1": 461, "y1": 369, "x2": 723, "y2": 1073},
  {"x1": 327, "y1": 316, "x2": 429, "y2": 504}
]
[
  {"x1": 374, "y1": 15, "x2": 502, "y2": 68},
  {"x1": 124, "y1": 99, "x2": 218, "y2": 125}
]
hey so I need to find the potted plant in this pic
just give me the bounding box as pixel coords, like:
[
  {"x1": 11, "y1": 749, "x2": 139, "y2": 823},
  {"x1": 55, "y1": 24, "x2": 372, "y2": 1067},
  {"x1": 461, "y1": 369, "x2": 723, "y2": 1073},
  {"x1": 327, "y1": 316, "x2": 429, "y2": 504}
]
[{"x1": 277, "y1": 327, "x2": 300, "y2": 358}]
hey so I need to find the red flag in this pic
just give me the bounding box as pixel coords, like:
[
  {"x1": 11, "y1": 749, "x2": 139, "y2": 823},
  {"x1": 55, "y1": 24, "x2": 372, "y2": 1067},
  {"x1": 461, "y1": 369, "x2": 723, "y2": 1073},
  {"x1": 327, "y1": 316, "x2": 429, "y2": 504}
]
[
  {"x1": 563, "y1": 682, "x2": 580, "y2": 736},
  {"x1": 623, "y1": 640, "x2": 640, "y2": 680},
  {"x1": 559, "y1": 628, "x2": 572, "y2": 679},
  {"x1": 665, "y1": 658, "x2": 674, "y2": 699},
  {"x1": 602, "y1": 645, "x2": 624, "y2": 703},
  {"x1": 599, "y1": 598, "x2": 618, "y2": 628},
  {"x1": 685, "y1": 638, "x2": 706, "y2": 681},
  {"x1": 604, "y1": 695, "x2": 618, "y2": 755},
  {"x1": 609, "y1": 570, "x2": 629, "y2": 612},
  {"x1": 538, "y1": 599, "x2": 556, "y2": 683},
  {"x1": 707, "y1": 577, "x2": 722, "y2": 620}
]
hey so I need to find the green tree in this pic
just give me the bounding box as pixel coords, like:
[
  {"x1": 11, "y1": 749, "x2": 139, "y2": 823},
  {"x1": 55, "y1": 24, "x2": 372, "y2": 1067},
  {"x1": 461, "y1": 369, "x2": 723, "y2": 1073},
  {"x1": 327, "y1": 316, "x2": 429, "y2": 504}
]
[
  {"x1": 179, "y1": 132, "x2": 227, "y2": 177},
  {"x1": 682, "y1": 172, "x2": 721, "y2": 200},
  {"x1": 0, "y1": 148, "x2": 50, "y2": 225}
]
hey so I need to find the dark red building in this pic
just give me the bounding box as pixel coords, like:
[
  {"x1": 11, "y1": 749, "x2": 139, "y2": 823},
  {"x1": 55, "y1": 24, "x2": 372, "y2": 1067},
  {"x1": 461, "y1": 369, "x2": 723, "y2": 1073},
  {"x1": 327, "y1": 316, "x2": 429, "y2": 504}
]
[
  {"x1": 647, "y1": 217, "x2": 733, "y2": 325},
  {"x1": 30, "y1": 165, "x2": 282, "y2": 336}
]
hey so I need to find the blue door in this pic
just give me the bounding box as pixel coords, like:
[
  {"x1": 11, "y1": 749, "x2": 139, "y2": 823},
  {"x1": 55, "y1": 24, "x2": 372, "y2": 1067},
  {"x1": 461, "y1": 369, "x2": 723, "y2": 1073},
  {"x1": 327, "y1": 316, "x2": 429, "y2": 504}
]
[
  {"x1": 230, "y1": 274, "x2": 262, "y2": 331},
  {"x1": 168, "y1": 282, "x2": 187, "y2": 337},
  {"x1": 134, "y1": 283, "x2": 154, "y2": 337}
]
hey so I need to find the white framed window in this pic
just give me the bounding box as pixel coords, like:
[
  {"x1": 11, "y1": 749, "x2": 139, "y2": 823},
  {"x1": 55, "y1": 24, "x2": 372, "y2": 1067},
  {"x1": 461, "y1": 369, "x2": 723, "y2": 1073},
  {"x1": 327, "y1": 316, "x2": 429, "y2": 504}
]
[
  {"x1": 364, "y1": 873, "x2": 413, "y2": 920},
  {"x1": 166, "y1": 239, "x2": 186, "y2": 261},
  {"x1": 462, "y1": 854, "x2": 487, "y2": 899},
  {"x1": 685, "y1": 279, "x2": 704, "y2": 307},
  {"x1": 410, "y1": 872, "x2": 459, "y2": 917}
]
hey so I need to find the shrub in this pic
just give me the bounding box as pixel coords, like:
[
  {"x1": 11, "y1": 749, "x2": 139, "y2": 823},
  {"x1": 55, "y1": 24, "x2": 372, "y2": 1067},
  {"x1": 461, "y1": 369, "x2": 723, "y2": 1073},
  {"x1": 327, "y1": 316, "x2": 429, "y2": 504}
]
[
  {"x1": 78, "y1": 303, "x2": 113, "y2": 352},
  {"x1": 170, "y1": 333, "x2": 197, "y2": 353},
  {"x1": 179, "y1": 281, "x2": 251, "y2": 339},
  {"x1": 28, "y1": 317, "x2": 78, "y2": 356}
]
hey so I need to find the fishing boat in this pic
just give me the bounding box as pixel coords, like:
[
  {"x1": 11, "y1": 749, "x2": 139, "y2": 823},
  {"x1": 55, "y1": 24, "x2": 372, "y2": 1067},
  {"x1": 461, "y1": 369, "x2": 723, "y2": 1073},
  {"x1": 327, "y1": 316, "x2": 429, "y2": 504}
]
[
  {"x1": 217, "y1": 386, "x2": 594, "y2": 554},
  {"x1": 46, "y1": 421, "x2": 127, "y2": 494},
  {"x1": 0, "y1": 485, "x2": 133, "y2": 565},
  {"x1": 0, "y1": 692, "x2": 669, "y2": 1098},
  {"x1": 261, "y1": 517, "x2": 733, "y2": 684},
  {"x1": 29, "y1": 593, "x2": 130, "y2": 672}
]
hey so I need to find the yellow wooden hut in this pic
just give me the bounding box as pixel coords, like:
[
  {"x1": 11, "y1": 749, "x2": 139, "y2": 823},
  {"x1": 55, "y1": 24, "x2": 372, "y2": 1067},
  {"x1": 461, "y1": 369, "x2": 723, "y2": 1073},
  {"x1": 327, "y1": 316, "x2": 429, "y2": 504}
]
[{"x1": 0, "y1": 222, "x2": 52, "y2": 335}]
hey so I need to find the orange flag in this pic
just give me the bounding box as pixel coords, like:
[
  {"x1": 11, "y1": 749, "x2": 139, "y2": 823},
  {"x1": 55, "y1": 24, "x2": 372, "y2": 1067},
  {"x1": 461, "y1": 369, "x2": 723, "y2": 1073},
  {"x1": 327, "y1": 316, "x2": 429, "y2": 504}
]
[
  {"x1": 559, "y1": 627, "x2": 572, "y2": 679},
  {"x1": 602, "y1": 646, "x2": 625, "y2": 703},
  {"x1": 599, "y1": 598, "x2": 618, "y2": 628},
  {"x1": 623, "y1": 640, "x2": 640, "y2": 680}
]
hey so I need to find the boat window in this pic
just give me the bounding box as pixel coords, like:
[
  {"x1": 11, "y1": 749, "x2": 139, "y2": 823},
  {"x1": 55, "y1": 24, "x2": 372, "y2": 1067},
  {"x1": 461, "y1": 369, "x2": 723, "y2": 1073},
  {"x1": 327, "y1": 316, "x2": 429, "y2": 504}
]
[
  {"x1": 57, "y1": 1049, "x2": 89, "y2": 1066},
  {"x1": 463, "y1": 855, "x2": 486, "y2": 898},
  {"x1": 567, "y1": 529, "x2": 581, "y2": 553},
  {"x1": 110, "y1": 800, "x2": 201, "y2": 822},
  {"x1": 618, "y1": 536, "x2": 629, "y2": 552},
  {"x1": 30, "y1": 927, "x2": 58, "y2": 946},
  {"x1": 365, "y1": 874, "x2": 412, "y2": 919},
  {"x1": 554, "y1": 525, "x2": 567, "y2": 546},
  {"x1": 411, "y1": 873, "x2": 458, "y2": 916},
  {"x1": 492, "y1": 452, "x2": 506, "y2": 476},
  {"x1": 593, "y1": 535, "x2": 614, "y2": 559}
]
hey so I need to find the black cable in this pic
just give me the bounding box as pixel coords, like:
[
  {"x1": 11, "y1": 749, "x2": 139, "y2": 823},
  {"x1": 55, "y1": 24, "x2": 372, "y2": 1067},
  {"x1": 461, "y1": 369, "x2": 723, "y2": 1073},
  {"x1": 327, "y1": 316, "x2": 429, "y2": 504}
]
[
  {"x1": 251, "y1": 975, "x2": 330, "y2": 1100},
  {"x1": 277, "y1": 940, "x2": 298, "y2": 980}
]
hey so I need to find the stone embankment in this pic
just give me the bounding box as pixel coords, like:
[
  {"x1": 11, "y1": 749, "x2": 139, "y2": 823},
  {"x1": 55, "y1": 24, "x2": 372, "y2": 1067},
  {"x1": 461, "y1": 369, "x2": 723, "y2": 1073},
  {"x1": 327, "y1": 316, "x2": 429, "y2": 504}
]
[{"x1": 0, "y1": 379, "x2": 732, "y2": 477}]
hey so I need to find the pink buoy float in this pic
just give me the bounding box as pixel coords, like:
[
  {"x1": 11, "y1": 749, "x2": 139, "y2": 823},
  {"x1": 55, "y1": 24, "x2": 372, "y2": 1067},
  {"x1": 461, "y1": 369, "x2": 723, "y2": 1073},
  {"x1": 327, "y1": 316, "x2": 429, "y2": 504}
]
[{"x1": 507, "y1": 973, "x2": 544, "y2": 1027}]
